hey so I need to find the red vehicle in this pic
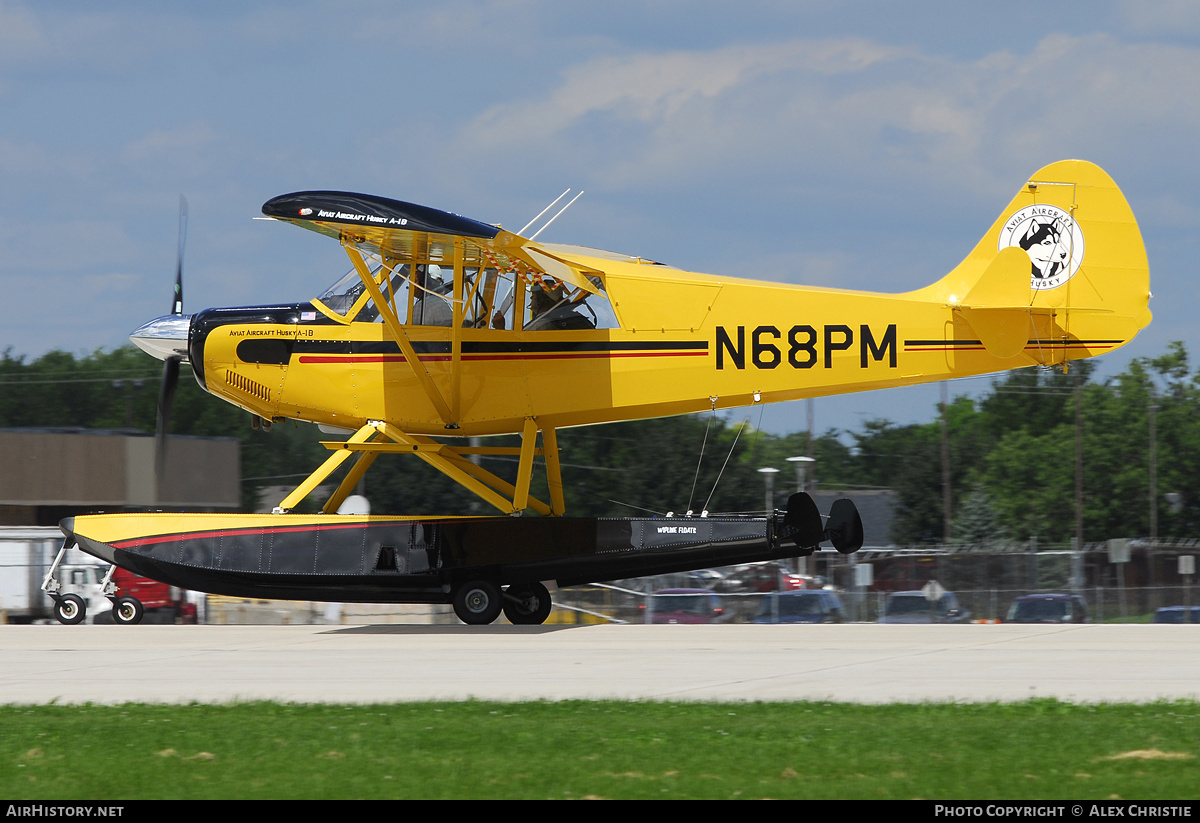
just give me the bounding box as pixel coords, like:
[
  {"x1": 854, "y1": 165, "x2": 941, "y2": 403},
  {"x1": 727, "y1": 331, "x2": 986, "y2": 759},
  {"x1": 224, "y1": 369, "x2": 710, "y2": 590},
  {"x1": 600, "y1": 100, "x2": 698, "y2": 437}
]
[
  {"x1": 714, "y1": 562, "x2": 804, "y2": 594},
  {"x1": 109, "y1": 568, "x2": 197, "y2": 624}
]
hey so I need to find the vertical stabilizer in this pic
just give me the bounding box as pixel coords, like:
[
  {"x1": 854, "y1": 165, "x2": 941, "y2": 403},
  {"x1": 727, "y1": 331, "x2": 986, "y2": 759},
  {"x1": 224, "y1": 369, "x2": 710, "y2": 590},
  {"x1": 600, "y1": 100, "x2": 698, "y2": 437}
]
[{"x1": 912, "y1": 160, "x2": 1151, "y2": 365}]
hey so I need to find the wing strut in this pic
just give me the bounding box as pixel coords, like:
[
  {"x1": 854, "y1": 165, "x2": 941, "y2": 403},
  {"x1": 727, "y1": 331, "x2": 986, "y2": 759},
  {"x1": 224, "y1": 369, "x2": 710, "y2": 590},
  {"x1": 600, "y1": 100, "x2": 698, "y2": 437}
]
[
  {"x1": 273, "y1": 419, "x2": 566, "y2": 517},
  {"x1": 342, "y1": 244, "x2": 455, "y2": 426}
]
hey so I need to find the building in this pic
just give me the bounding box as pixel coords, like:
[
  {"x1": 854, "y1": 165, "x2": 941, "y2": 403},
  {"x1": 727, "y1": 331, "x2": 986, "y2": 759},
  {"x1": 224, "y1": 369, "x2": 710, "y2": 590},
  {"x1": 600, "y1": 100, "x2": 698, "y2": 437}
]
[{"x1": 0, "y1": 428, "x2": 240, "y2": 526}]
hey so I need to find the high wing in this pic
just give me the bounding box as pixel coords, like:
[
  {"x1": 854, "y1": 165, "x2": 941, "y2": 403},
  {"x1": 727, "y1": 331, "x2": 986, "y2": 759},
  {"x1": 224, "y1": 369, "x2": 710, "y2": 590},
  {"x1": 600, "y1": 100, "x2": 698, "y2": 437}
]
[{"x1": 260, "y1": 191, "x2": 601, "y2": 295}]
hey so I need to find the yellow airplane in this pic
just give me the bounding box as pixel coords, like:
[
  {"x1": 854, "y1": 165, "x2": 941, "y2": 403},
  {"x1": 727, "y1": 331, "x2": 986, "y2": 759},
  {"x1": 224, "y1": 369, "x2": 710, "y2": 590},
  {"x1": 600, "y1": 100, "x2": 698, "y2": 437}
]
[{"x1": 57, "y1": 159, "x2": 1149, "y2": 625}]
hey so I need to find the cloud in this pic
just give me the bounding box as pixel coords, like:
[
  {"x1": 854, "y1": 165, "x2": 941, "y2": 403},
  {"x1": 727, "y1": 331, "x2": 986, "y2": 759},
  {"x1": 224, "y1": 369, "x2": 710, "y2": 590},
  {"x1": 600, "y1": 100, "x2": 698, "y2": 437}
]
[
  {"x1": 453, "y1": 32, "x2": 1200, "y2": 207},
  {"x1": 0, "y1": 1, "x2": 48, "y2": 63},
  {"x1": 463, "y1": 39, "x2": 905, "y2": 169},
  {"x1": 1118, "y1": 0, "x2": 1200, "y2": 35}
]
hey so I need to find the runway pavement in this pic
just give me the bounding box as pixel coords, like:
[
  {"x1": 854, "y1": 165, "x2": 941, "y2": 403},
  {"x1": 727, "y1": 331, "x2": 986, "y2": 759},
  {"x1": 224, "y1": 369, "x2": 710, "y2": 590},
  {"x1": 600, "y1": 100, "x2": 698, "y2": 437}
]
[{"x1": 1, "y1": 623, "x2": 1197, "y2": 704}]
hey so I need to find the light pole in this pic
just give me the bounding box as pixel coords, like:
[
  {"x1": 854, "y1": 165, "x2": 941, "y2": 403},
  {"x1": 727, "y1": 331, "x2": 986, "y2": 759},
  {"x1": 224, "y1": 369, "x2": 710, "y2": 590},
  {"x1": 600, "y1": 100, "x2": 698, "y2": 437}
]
[
  {"x1": 786, "y1": 456, "x2": 815, "y2": 576},
  {"x1": 786, "y1": 455, "x2": 815, "y2": 495},
  {"x1": 757, "y1": 467, "x2": 779, "y2": 514}
]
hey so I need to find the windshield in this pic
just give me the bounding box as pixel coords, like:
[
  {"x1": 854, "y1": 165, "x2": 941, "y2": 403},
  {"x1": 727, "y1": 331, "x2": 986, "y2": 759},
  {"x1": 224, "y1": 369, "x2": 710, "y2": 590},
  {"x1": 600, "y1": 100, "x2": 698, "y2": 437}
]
[
  {"x1": 316, "y1": 266, "x2": 373, "y2": 316},
  {"x1": 1008, "y1": 599, "x2": 1070, "y2": 621},
  {"x1": 314, "y1": 258, "x2": 419, "y2": 323},
  {"x1": 757, "y1": 594, "x2": 825, "y2": 618},
  {"x1": 653, "y1": 593, "x2": 713, "y2": 614},
  {"x1": 886, "y1": 594, "x2": 936, "y2": 616}
]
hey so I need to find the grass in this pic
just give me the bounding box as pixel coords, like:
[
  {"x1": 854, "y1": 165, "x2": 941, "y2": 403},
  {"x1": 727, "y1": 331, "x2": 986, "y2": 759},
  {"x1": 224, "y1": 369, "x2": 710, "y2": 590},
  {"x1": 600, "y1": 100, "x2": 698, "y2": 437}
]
[{"x1": 1, "y1": 700, "x2": 1197, "y2": 799}]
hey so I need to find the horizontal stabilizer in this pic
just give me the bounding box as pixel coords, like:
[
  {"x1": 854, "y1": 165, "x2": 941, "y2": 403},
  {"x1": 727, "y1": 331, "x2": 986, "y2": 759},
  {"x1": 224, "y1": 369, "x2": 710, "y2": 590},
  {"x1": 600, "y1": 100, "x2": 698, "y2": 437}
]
[
  {"x1": 825, "y1": 498, "x2": 864, "y2": 555},
  {"x1": 781, "y1": 493, "x2": 863, "y2": 555},
  {"x1": 955, "y1": 247, "x2": 1038, "y2": 359},
  {"x1": 956, "y1": 307, "x2": 1034, "y2": 359},
  {"x1": 783, "y1": 492, "x2": 824, "y2": 550}
]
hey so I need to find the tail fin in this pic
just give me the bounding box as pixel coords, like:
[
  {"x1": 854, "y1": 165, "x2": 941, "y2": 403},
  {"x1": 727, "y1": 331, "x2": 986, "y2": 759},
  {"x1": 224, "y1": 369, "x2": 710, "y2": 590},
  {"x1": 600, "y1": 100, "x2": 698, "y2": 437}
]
[{"x1": 913, "y1": 160, "x2": 1151, "y2": 364}]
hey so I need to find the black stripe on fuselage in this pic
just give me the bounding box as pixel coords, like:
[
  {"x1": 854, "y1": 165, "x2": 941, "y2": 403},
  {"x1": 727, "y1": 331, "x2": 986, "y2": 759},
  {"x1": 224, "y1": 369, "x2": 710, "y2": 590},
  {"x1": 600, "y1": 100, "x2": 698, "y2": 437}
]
[{"x1": 291, "y1": 339, "x2": 711, "y2": 355}]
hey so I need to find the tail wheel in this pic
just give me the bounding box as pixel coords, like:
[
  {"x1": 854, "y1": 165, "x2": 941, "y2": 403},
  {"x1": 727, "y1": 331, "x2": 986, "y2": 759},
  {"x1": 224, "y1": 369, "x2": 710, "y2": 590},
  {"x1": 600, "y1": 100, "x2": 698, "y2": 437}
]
[
  {"x1": 453, "y1": 580, "x2": 502, "y2": 625},
  {"x1": 112, "y1": 596, "x2": 144, "y2": 625},
  {"x1": 503, "y1": 582, "x2": 552, "y2": 625},
  {"x1": 54, "y1": 594, "x2": 86, "y2": 625}
]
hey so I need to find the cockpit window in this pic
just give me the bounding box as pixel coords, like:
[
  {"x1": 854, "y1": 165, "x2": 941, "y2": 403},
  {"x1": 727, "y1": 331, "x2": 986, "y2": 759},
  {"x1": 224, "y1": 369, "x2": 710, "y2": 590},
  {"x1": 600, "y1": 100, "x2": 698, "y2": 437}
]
[{"x1": 314, "y1": 252, "x2": 619, "y2": 330}]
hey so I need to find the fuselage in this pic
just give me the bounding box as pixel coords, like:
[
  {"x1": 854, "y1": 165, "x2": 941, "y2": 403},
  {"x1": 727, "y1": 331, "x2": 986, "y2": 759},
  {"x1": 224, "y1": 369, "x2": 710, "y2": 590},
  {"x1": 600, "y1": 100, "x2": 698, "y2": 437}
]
[{"x1": 179, "y1": 265, "x2": 1128, "y2": 438}]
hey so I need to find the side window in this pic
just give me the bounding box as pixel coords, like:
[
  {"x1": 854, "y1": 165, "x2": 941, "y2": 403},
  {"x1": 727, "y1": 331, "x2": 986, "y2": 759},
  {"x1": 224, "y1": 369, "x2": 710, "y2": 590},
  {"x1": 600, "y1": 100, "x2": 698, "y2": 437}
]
[
  {"x1": 409, "y1": 264, "x2": 454, "y2": 326},
  {"x1": 470, "y1": 269, "x2": 516, "y2": 330},
  {"x1": 523, "y1": 278, "x2": 618, "y2": 331}
]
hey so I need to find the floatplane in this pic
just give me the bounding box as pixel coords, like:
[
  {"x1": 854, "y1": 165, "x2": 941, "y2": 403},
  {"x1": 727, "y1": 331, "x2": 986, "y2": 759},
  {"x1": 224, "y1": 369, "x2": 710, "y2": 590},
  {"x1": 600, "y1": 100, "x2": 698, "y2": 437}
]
[{"x1": 52, "y1": 160, "x2": 1149, "y2": 624}]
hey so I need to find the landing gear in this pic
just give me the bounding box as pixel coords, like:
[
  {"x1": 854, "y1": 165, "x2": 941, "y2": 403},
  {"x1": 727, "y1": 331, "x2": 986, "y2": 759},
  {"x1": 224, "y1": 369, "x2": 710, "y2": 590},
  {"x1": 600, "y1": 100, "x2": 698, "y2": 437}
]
[
  {"x1": 54, "y1": 594, "x2": 86, "y2": 625},
  {"x1": 503, "y1": 582, "x2": 552, "y2": 625},
  {"x1": 111, "y1": 596, "x2": 144, "y2": 625},
  {"x1": 453, "y1": 579, "x2": 503, "y2": 625}
]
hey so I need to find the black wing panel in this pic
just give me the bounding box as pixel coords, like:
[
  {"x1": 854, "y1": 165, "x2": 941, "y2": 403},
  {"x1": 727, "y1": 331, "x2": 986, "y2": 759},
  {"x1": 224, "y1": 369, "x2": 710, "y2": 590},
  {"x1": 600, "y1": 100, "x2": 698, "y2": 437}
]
[
  {"x1": 261, "y1": 190, "x2": 601, "y2": 294},
  {"x1": 263, "y1": 191, "x2": 500, "y2": 239}
]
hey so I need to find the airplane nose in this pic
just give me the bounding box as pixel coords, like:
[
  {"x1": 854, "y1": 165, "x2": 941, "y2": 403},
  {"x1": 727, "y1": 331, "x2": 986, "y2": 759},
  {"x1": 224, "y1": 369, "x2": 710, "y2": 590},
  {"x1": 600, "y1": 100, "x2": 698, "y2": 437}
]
[{"x1": 130, "y1": 314, "x2": 192, "y2": 362}]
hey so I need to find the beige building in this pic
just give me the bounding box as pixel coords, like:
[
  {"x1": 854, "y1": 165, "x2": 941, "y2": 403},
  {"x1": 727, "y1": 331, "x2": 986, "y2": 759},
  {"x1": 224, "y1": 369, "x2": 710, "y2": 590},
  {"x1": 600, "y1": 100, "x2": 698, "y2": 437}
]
[{"x1": 0, "y1": 428, "x2": 240, "y2": 526}]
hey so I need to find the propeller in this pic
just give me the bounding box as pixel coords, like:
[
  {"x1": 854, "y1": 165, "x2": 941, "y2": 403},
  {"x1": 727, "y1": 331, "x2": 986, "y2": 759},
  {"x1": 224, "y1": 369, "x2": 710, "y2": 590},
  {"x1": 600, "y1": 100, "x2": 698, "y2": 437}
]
[{"x1": 155, "y1": 195, "x2": 188, "y2": 487}]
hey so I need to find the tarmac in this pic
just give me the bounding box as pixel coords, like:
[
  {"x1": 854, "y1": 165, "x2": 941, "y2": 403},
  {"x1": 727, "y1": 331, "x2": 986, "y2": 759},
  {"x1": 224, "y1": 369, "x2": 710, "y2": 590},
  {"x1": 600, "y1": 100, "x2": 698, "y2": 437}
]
[{"x1": 1, "y1": 623, "x2": 1198, "y2": 704}]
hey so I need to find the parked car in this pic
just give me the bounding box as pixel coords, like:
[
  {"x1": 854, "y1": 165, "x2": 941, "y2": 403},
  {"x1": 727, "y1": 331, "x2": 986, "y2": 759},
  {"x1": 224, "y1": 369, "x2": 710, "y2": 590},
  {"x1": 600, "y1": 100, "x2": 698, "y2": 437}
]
[
  {"x1": 645, "y1": 589, "x2": 725, "y2": 624},
  {"x1": 878, "y1": 590, "x2": 971, "y2": 623},
  {"x1": 714, "y1": 561, "x2": 803, "y2": 594},
  {"x1": 1153, "y1": 606, "x2": 1200, "y2": 624},
  {"x1": 1004, "y1": 593, "x2": 1088, "y2": 624},
  {"x1": 753, "y1": 590, "x2": 845, "y2": 623}
]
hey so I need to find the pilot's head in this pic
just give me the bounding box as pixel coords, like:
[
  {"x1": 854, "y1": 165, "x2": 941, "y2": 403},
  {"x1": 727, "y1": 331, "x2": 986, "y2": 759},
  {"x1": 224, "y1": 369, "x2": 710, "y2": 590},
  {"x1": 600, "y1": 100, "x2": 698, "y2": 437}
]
[
  {"x1": 531, "y1": 282, "x2": 563, "y2": 313},
  {"x1": 416, "y1": 265, "x2": 445, "y2": 291}
]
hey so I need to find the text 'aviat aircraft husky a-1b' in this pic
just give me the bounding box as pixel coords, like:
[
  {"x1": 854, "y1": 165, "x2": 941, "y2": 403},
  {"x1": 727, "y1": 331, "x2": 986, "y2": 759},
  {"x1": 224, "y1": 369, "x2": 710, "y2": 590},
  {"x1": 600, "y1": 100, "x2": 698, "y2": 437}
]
[{"x1": 52, "y1": 160, "x2": 1149, "y2": 625}]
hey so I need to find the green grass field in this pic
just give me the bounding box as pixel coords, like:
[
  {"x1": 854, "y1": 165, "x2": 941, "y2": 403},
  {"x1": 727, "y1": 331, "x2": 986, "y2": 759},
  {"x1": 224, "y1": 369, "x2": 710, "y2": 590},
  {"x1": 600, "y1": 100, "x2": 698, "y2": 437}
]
[{"x1": 2, "y1": 700, "x2": 1196, "y2": 799}]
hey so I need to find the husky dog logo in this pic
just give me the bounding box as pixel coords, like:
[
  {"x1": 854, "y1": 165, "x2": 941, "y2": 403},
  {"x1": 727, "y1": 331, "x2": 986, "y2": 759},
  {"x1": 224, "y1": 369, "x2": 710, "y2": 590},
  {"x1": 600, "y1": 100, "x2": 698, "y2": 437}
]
[{"x1": 997, "y1": 204, "x2": 1085, "y2": 290}]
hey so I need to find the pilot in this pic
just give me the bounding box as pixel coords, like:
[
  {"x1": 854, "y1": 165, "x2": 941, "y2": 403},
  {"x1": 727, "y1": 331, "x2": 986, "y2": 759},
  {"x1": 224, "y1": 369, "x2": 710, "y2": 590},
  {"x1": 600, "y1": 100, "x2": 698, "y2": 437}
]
[
  {"x1": 412, "y1": 266, "x2": 453, "y2": 326},
  {"x1": 526, "y1": 283, "x2": 594, "y2": 331}
]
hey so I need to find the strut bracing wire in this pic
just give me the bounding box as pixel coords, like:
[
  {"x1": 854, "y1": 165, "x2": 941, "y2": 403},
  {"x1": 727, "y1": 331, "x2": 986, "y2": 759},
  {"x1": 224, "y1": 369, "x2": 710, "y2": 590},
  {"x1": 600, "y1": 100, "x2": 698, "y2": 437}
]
[
  {"x1": 702, "y1": 410, "x2": 752, "y2": 514},
  {"x1": 686, "y1": 397, "x2": 718, "y2": 514}
]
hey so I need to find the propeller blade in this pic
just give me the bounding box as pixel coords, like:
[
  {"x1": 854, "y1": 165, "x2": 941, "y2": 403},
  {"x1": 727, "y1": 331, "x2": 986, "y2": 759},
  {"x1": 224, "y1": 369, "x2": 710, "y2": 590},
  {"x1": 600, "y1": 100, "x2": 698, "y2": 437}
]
[
  {"x1": 173, "y1": 195, "x2": 188, "y2": 316},
  {"x1": 155, "y1": 357, "x2": 180, "y2": 485}
]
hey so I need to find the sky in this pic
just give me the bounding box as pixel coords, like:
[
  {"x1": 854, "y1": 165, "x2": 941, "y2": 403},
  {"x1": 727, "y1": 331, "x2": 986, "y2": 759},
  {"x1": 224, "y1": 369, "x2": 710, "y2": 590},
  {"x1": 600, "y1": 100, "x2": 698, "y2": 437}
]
[{"x1": 2, "y1": 0, "x2": 1199, "y2": 440}]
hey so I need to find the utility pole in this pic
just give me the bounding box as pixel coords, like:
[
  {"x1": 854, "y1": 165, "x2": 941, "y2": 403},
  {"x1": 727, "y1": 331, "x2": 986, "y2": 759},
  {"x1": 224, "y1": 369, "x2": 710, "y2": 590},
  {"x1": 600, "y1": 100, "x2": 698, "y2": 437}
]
[
  {"x1": 1149, "y1": 391, "x2": 1160, "y2": 610},
  {"x1": 1073, "y1": 367, "x2": 1084, "y2": 590},
  {"x1": 806, "y1": 398, "x2": 815, "y2": 492},
  {"x1": 1149, "y1": 395, "x2": 1159, "y2": 544},
  {"x1": 941, "y1": 381, "x2": 951, "y2": 543}
]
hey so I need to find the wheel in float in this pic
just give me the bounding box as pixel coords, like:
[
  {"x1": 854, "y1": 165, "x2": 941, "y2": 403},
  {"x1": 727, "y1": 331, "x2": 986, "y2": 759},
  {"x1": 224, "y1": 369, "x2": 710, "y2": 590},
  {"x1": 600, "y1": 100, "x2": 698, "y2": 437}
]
[
  {"x1": 453, "y1": 580, "x2": 502, "y2": 625},
  {"x1": 503, "y1": 582, "x2": 552, "y2": 625},
  {"x1": 112, "y1": 596, "x2": 144, "y2": 625},
  {"x1": 54, "y1": 594, "x2": 86, "y2": 625}
]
